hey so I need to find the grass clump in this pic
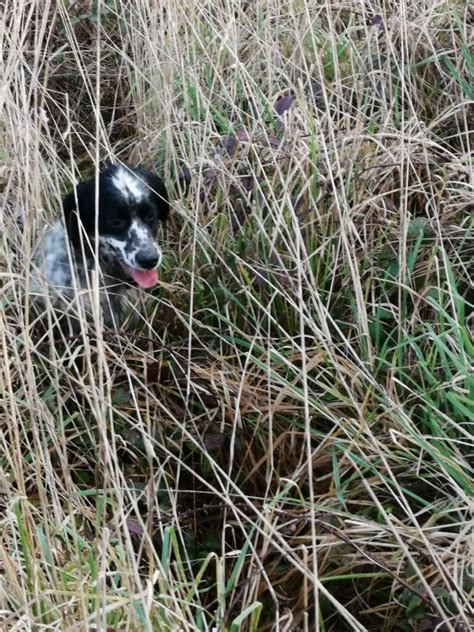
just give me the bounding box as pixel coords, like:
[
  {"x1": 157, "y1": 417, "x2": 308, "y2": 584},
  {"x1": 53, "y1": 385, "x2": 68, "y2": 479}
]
[{"x1": 1, "y1": 1, "x2": 472, "y2": 630}]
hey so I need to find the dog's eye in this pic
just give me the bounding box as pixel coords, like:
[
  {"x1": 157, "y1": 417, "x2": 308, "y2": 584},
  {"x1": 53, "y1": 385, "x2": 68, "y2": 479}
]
[
  {"x1": 108, "y1": 219, "x2": 127, "y2": 230},
  {"x1": 144, "y1": 212, "x2": 156, "y2": 224}
]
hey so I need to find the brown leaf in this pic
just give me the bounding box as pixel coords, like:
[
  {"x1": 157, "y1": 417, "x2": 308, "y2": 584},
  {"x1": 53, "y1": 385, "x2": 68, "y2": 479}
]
[
  {"x1": 275, "y1": 271, "x2": 292, "y2": 287},
  {"x1": 267, "y1": 135, "x2": 283, "y2": 149},
  {"x1": 146, "y1": 362, "x2": 160, "y2": 384},
  {"x1": 309, "y1": 81, "x2": 326, "y2": 111},
  {"x1": 235, "y1": 127, "x2": 250, "y2": 141},
  {"x1": 126, "y1": 519, "x2": 144, "y2": 537},
  {"x1": 224, "y1": 135, "x2": 238, "y2": 157},
  {"x1": 369, "y1": 15, "x2": 385, "y2": 30},
  {"x1": 199, "y1": 169, "x2": 218, "y2": 203},
  {"x1": 253, "y1": 272, "x2": 267, "y2": 288},
  {"x1": 241, "y1": 175, "x2": 254, "y2": 193},
  {"x1": 223, "y1": 128, "x2": 250, "y2": 157},
  {"x1": 162, "y1": 304, "x2": 176, "y2": 326},
  {"x1": 203, "y1": 432, "x2": 226, "y2": 451},
  {"x1": 275, "y1": 93, "x2": 295, "y2": 116},
  {"x1": 178, "y1": 166, "x2": 192, "y2": 194}
]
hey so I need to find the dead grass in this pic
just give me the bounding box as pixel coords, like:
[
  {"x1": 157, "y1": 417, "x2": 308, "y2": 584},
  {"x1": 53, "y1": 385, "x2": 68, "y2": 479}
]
[{"x1": 0, "y1": 1, "x2": 473, "y2": 630}]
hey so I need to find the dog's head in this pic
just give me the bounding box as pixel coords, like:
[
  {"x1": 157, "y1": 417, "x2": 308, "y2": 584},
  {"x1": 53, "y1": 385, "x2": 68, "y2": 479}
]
[{"x1": 63, "y1": 165, "x2": 169, "y2": 288}]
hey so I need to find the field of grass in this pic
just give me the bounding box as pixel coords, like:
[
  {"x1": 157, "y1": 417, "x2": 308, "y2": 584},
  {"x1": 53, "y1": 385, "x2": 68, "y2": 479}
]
[{"x1": 1, "y1": 1, "x2": 473, "y2": 630}]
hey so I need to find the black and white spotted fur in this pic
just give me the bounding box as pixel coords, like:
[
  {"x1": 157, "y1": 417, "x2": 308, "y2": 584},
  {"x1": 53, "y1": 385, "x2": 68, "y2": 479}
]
[{"x1": 30, "y1": 165, "x2": 169, "y2": 333}]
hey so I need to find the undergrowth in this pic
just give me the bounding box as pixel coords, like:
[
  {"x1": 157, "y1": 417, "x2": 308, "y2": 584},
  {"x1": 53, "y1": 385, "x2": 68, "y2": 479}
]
[{"x1": 0, "y1": 1, "x2": 472, "y2": 630}]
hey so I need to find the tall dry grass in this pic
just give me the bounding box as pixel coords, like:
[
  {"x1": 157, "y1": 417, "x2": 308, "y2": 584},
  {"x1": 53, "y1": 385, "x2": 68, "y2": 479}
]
[{"x1": 1, "y1": 1, "x2": 472, "y2": 630}]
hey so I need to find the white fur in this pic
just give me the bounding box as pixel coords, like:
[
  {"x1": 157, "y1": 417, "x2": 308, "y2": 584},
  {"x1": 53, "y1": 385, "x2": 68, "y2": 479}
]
[
  {"x1": 31, "y1": 222, "x2": 74, "y2": 295},
  {"x1": 112, "y1": 167, "x2": 148, "y2": 203},
  {"x1": 30, "y1": 221, "x2": 136, "y2": 329}
]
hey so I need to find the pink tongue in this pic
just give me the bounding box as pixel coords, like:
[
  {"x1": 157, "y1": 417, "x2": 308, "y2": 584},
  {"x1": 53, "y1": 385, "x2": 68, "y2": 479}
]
[{"x1": 126, "y1": 267, "x2": 158, "y2": 288}]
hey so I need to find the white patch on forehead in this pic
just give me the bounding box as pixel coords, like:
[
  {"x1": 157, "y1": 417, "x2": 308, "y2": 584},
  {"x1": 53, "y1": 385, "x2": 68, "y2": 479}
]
[{"x1": 111, "y1": 167, "x2": 148, "y2": 203}]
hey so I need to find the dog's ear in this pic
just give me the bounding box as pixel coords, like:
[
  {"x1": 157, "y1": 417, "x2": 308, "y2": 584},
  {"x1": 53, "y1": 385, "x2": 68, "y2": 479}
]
[
  {"x1": 140, "y1": 170, "x2": 169, "y2": 222},
  {"x1": 62, "y1": 180, "x2": 96, "y2": 249}
]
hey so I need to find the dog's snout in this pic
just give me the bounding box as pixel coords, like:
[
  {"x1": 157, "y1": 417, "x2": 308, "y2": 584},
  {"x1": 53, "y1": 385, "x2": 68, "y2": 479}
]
[{"x1": 135, "y1": 250, "x2": 160, "y2": 270}]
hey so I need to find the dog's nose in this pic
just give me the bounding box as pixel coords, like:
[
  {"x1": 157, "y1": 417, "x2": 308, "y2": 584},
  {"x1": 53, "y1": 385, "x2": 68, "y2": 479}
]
[{"x1": 136, "y1": 251, "x2": 160, "y2": 269}]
